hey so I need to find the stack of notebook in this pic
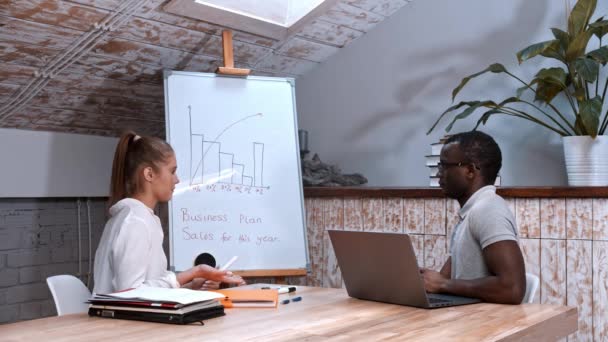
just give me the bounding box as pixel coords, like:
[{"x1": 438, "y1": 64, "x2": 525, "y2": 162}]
[{"x1": 88, "y1": 287, "x2": 226, "y2": 325}]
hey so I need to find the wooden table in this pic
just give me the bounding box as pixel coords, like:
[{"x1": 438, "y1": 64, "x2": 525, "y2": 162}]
[{"x1": 0, "y1": 286, "x2": 577, "y2": 341}]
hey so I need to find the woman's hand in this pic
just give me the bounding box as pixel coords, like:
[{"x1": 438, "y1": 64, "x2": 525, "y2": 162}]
[
  {"x1": 177, "y1": 264, "x2": 247, "y2": 288},
  {"x1": 193, "y1": 264, "x2": 246, "y2": 285},
  {"x1": 201, "y1": 280, "x2": 221, "y2": 290},
  {"x1": 182, "y1": 278, "x2": 220, "y2": 290}
]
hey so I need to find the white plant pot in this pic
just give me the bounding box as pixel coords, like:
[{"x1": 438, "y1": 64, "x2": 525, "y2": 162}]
[{"x1": 563, "y1": 136, "x2": 608, "y2": 186}]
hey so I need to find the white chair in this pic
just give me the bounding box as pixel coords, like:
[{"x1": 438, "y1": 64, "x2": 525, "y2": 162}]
[
  {"x1": 523, "y1": 273, "x2": 539, "y2": 304},
  {"x1": 46, "y1": 275, "x2": 91, "y2": 315}
]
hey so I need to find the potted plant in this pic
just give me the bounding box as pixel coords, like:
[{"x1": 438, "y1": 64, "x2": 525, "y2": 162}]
[{"x1": 428, "y1": 0, "x2": 608, "y2": 186}]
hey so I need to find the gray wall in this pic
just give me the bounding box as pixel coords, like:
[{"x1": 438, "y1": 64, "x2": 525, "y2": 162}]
[
  {"x1": 296, "y1": 0, "x2": 608, "y2": 186},
  {"x1": 0, "y1": 198, "x2": 107, "y2": 323},
  {"x1": 0, "y1": 129, "x2": 117, "y2": 198}
]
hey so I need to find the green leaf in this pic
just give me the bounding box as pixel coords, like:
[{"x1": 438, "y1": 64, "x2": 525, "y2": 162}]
[
  {"x1": 551, "y1": 28, "x2": 571, "y2": 52},
  {"x1": 534, "y1": 78, "x2": 564, "y2": 104},
  {"x1": 498, "y1": 97, "x2": 521, "y2": 106},
  {"x1": 445, "y1": 101, "x2": 496, "y2": 132},
  {"x1": 587, "y1": 46, "x2": 608, "y2": 65},
  {"x1": 427, "y1": 101, "x2": 481, "y2": 134},
  {"x1": 566, "y1": 30, "x2": 594, "y2": 61},
  {"x1": 574, "y1": 84, "x2": 586, "y2": 102},
  {"x1": 535, "y1": 67, "x2": 568, "y2": 86},
  {"x1": 516, "y1": 85, "x2": 529, "y2": 99},
  {"x1": 451, "y1": 64, "x2": 507, "y2": 101},
  {"x1": 575, "y1": 117, "x2": 588, "y2": 135},
  {"x1": 568, "y1": 0, "x2": 597, "y2": 36},
  {"x1": 517, "y1": 40, "x2": 561, "y2": 63},
  {"x1": 590, "y1": 18, "x2": 608, "y2": 39},
  {"x1": 579, "y1": 96, "x2": 602, "y2": 137},
  {"x1": 573, "y1": 57, "x2": 599, "y2": 82},
  {"x1": 532, "y1": 68, "x2": 568, "y2": 104},
  {"x1": 474, "y1": 109, "x2": 501, "y2": 130},
  {"x1": 540, "y1": 43, "x2": 567, "y2": 62}
]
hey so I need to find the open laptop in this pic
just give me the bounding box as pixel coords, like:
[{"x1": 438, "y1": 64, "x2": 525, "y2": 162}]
[{"x1": 328, "y1": 230, "x2": 481, "y2": 309}]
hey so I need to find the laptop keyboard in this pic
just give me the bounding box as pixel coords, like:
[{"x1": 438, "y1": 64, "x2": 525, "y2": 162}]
[{"x1": 428, "y1": 297, "x2": 452, "y2": 304}]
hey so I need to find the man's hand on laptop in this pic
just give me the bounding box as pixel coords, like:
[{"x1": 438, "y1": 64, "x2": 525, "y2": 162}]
[{"x1": 420, "y1": 268, "x2": 448, "y2": 293}]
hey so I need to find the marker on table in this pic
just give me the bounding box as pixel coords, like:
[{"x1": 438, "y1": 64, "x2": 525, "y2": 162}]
[
  {"x1": 281, "y1": 296, "x2": 302, "y2": 304},
  {"x1": 220, "y1": 256, "x2": 238, "y2": 271},
  {"x1": 277, "y1": 286, "x2": 297, "y2": 294}
]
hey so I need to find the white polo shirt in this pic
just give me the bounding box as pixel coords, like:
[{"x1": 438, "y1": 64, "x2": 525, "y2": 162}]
[{"x1": 449, "y1": 186, "x2": 519, "y2": 280}]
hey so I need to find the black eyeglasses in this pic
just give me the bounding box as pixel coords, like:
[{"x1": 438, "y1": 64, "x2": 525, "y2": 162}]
[{"x1": 437, "y1": 161, "x2": 481, "y2": 171}]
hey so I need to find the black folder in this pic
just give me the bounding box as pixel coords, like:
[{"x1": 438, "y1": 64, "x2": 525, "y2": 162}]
[{"x1": 88, "y1": 304, "x2": 225, "y2": 325}]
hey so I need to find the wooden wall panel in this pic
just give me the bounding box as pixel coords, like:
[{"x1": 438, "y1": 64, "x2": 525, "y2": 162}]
[
  {"x1": 276, "y1": 37, "x2": 340, "y2": 63},
  {"x1": 540, "y1": 239, "x2": 566, "y2": 306},
  {"x1": 382, "y1": 197, "x2": 402, "y2": 233},
  {"x1": 445, "y1": 198, "x2": 459, "y2": 251},
  {"x1": 567, "y1": 240, "x2": 593, "y2": 342},
  {"x1": 0, "y1": 17, "x2": 81, "y2": 50},
  {"x1": 1, "y1": 0, "x2": 413, "y2": 135},
  {"x1": 0, "y1": 63, "x2": 38, "y2": 85},
  {"x1": 410, "y1": 234, "x2": 424, "y2": 265},
  {"x1": 566, "y1": 199, "x2": 593, "y2": 240},
  {"x1": 593, "y1": 241, "x2": 608, "y2": 341},
  {"x1": 520, "y1": 238, "x2": 541, "y2": 304},
  {"x1": 322, "y1": 198, "x2": 344, "y2": 289},
  {"x1": 516, "y1": 198, "x2": 541, "y2": 238},
  {"x1": 305, "y1": 193, "x2": 607, "y2": 342},
  {"x1": 305, "y1": 198, "x2": 324, "y2": 287},
  {"x1": 13, "y1": 106, "x2": 163, "y2": 137},
  {"x1": 424, "y1": 198, "x2": 445, "y2": 235},
  {"x1": 540, "y1": 198, "x2": 566, "y2": 239},
  {"x1": 254, "y1": 53, "x2": 318, "y2": 75},
  {"x1": 593, "y1": 198, "x2": 608, "y2": 241},
  {"x1": 403, "y1": 198, "x2": 424, "y2": 234},
  {"x1": 344, "y1": 198, "x2": 363, "y2": 231},
  {"x1": 296, "y1": 20, "x2": 364, "y2": 47},
  {"x1": 423, "y1": 235, "x2": 447, "y2": 271},
  {"x1": 344, "y1": 0, "x2": 411, "y2": 17},
  {"x1": 318, "y1": 2, "x2": 384, "y2": 32},
  {"x1": 3, "y1": 0, "x2": 107, "y2": 31},
  {"x1": 30, "y1": 89, "x2": 165, "y2": 120},
  {"x1": 0, "y1": 41, "x2": 59, "y2": 68},
  {"x1": 361, "y1": 198, "x2": 383, "y2": 232}
]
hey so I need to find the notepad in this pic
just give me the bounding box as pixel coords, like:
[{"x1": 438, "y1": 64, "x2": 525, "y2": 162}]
[
  {"x1": 212, "y1": 289, "x2": 278, "y2": 308},
  {"x1": 92, "y1": 286, "x2": 225, "y2": 306}
]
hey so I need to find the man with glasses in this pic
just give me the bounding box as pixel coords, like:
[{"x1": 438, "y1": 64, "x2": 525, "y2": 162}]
[{"x1": 420, "y1": 131, "x2": 526, "y2": 304}]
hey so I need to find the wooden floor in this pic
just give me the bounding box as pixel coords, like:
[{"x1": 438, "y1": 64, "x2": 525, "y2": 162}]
[{"x1": 0, "y1": 286, "x2": 577, "y2": 341}]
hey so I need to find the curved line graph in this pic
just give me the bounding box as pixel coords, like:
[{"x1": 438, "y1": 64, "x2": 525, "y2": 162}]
[{"x1": 188, "y1": 105, "x2": 267, "y2": 188}]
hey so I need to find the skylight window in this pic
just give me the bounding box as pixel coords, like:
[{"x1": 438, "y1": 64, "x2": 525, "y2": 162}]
[
  {"x1": 164, "y1": 0, "x2": 331, "y2": 40},
  {"x1": 195, "y1": 0, "x2": 326, "y2": 27}
]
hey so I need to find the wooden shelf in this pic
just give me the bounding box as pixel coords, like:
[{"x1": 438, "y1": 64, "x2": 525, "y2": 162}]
[{"x1": 303, "y1": 186, "x2": 608, "y2": 198}]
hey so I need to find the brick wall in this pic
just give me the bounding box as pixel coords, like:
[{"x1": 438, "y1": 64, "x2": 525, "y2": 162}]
[{"x1": 0, "y1": 198, "x2": 107, "y2": 324}]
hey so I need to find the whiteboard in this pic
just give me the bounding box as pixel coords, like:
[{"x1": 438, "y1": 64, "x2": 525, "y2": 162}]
[{"x1": 164, "y1": 71, "x2": 309, "y2": 273}]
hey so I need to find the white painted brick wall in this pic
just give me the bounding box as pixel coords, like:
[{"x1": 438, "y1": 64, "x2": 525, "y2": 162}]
[{"x1": 0, "y1": 198, "x2": 107, "y2": 324}]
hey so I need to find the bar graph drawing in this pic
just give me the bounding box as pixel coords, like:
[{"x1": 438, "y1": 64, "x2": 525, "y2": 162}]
[{"x1": 188, "y1": 105, "x2": 268, "y2": 189}]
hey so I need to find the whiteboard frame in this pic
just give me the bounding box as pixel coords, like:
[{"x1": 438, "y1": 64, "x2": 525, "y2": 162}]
[{"x1": 163, "y1": 70, "x2": 310, "y2": 275}]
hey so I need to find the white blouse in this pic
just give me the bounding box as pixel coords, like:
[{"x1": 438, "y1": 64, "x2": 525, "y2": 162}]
[{"x1": 93, "y1": 198, "x2": 180, "y2": 294}]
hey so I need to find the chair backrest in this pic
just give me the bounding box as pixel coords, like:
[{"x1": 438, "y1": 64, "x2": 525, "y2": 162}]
[
  {"x1": 523, "y1": 273, "x2": 539, "y2": 304},
  {"x1": 46, "y1": 275, "x2": 91, "y2": 315}
]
